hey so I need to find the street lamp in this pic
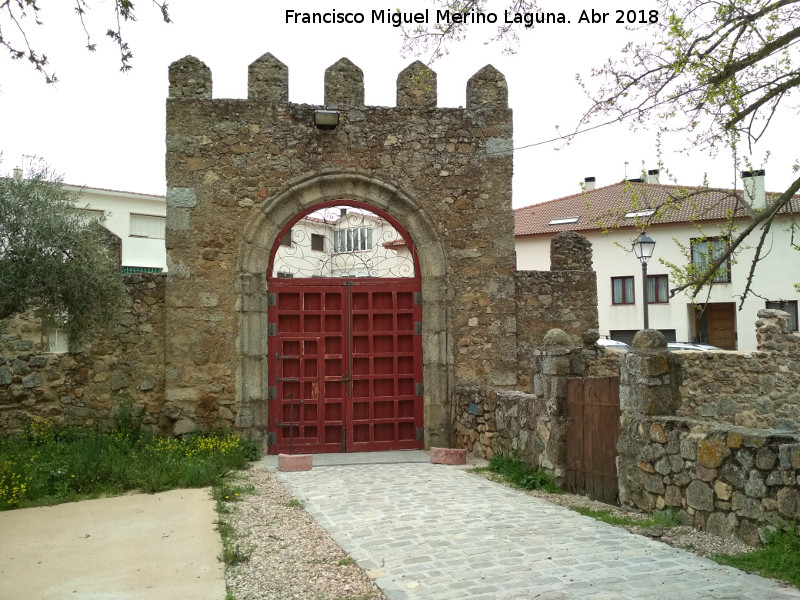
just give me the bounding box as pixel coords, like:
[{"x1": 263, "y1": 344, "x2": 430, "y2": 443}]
[{"x1": 632, "y1": 231, "x2": 656, "y2": 329}]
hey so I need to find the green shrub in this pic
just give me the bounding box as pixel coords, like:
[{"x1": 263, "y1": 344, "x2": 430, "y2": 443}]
[{"x1": 0, "y1": 418, "x2": 259, "y2": 510}]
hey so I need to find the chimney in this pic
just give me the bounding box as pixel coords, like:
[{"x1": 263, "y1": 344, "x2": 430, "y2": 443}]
[
  {"x1": 13, "y1": 167, "x2": 22, "y2": 180},
  {"x1": 742, "y1": 169, "x2": 765, "y2": 209},
  {"x1": 584, "y1": 176, "x2": 596, "y2": 191},
  {"x1": 647, "y1": 169, "x2": 660, "y2": 184}
]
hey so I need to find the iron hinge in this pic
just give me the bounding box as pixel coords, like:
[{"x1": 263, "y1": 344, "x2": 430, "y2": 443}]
[
  {"x1": 268, "y1": 293, "x2": 277, "y2": 307},
  {"x1": 416, "y1": 427, "x2": 424, "y2": 442},
  {"x1": 414, "y1": 322, "x2": 422, "y2": 335},
  {"x1": 267, "y1": 386, "x2": 276, "y2": 400},
  {"x1": 268, "y1": 323, "x2": 277, "y2": 337},
  {"x1": 267, "y1": 432, "x2": 276, "y2": 446},
  {"x1": 415, "y1": 383, "x2": 424, "y2": 397},
  {"x1": 414, "y1": 292, "x2": 423, "y2": 306}
]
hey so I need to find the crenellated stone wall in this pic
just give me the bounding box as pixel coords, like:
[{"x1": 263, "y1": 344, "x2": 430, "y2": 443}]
[
  {"x1": 0, "y1": 275, "x2": 168, "y2": 434},
  {"x1": 165, "y1": 52, "x2": 516, "y2": 448}
]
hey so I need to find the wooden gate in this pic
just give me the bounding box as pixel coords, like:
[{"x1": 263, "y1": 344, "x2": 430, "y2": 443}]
[
  {"x1": 565, "y1": 376, "x2": 621, "y2": 504},
  {"x1": 267, "y1": 279, "x2": 423, "y2": 454}
]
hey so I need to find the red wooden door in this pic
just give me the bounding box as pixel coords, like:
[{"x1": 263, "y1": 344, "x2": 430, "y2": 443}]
[{"x1": 267, "y1": 280, "x2": 423, "y2": 454}]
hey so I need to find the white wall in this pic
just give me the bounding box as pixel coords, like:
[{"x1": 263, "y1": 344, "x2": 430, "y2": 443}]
[
  {"x1": 67, "y1": 186, "x2": 167, "y2": 271},
  {"x1": 515, "y1": 217, "x2": 799, "y2": 350},
  {"x1": 273, "y1": 212, "x2": 413, "y2": 279}
]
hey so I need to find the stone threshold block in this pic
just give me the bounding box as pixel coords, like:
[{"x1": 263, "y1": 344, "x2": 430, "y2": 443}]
[
  {"x1": 278, "y1": 453, "x2": 313, "y2": 472},
  {"x1": 430, "y1": 447, "x2": 467, "y2": 465}
]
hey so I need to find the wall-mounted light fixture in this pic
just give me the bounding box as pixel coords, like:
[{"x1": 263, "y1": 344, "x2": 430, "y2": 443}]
[{"x1": 314, "y1": 109, "x2": 340, "y2": 130}]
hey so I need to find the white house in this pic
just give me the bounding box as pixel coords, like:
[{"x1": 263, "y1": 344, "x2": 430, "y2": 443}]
[
  {"x1": 64, "y1": 184, "x2": 167, "y2": 273},
  {"x1": 272, "y1": 205, "x2": 414, "y2": 279},
  {"x1": 514, "y1": 171, "x2": 799, "y2": 351}
]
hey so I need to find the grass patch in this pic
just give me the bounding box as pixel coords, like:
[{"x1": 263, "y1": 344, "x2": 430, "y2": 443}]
[
  {"x1": 485, "y1": 452, "x2": 561, "y2": 493},
  {"x1": 573, "y1": 506, "x2": 680, "y2": 529},
  {"x1": 0, "y1": 415, "x2": 259, "y2": 510},
  {"x1": 283, "y1": 498, "x2": 304, "y2": 508},
  {"x1": 713, "y1": 525, "x2": 800, "y2": 588},
  {"x1": 338, "y1": 556, "x2": 355, "y2": 566}
]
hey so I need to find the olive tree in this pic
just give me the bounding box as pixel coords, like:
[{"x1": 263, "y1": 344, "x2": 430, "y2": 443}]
[{"x1": 0, "y1": 167, "x2": 125, "y2": 344}]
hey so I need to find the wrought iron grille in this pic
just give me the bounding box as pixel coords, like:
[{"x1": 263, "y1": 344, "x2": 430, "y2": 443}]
[{"x1": 272, "y1": 205, "x2": 415, "y2": 279}]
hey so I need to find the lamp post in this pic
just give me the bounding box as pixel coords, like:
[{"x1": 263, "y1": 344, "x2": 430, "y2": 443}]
[{"x1": 632, "y1": 231, "x2": 656, "y2": 329}]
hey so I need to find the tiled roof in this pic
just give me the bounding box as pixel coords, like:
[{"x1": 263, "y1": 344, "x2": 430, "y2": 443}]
[{"x1": 514, "y1": 180, "x2": 798, "y2": 237}]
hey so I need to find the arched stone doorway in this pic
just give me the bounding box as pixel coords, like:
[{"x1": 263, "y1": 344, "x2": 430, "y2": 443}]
[
  {"x1": 266, "y1": 201, "x2": 421, "y2": 453},
  {"x1": 237, "y1": 171, "x2": 450, "y2": 452}
]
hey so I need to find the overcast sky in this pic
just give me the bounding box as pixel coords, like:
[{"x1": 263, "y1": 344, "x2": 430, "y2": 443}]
[{"x1": 1, "y1": 0, "x2": 796, "y2": 208}]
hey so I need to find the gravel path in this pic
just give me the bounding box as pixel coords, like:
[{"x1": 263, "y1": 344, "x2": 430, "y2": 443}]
[
  {"x1": 221, "y1": 463, "x2": 778, "y2": 599},
  {"x1": 222, "y1": 464, "x2": 387, "y2": 600}
]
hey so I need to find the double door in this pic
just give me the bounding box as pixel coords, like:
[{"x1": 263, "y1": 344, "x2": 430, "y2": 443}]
[{"x1": 267, "y1": 280, "x2": 423, "y2": 454}]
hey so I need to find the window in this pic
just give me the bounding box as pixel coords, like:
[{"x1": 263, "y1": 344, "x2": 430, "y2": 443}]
[
  {"x1": 47, "y1": 328, "x2": 69, "y2": 353},
  {"x1": 280, "y1": 229, "x2": 293, "y2": 247},
  {"x1": 624, "y1": 209, "x2": 655, "y2": 218},
  {"x1": 130, "y1": 214, "x2": 165, "y2": 239},
  {"x1": 766, "y1": 300, "x2": 799, "y2": 331},
  {"x1": 311, "y1": 233, "x2": 324, "y2": 252},
  {"x1": 334, "y1": 227, "x2": 373, "y2": 253},
  {"x1": 647, "y1": 275, "x2": 669, "y2": 304},
  {"x1": 611, "y1": 276, "x2": 635, "y2": 305},
  {"x1": 548, "y1": 217, "x2": 579, "y2": 225},
  {"x1": 691, "y1": 237, "x2": 731, "y2": 283},
  {"x1": 75, "y1": 208, "x2": 104, "y2": 224}
]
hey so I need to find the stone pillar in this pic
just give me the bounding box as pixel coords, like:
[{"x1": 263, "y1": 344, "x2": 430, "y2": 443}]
[
  {"x1": 531, "y1": 328, "x2": 587, "y2": 480},
  {"x1": 550, "y1": 231, "x2": 593, "y2": 271},
  {"x1": 466, "y1": 65, "x2": 508, "y2": 109},
  {"x1": 617, "y1": 329, "x2": 680, "y2": 508},
  {"x1": 756, "y1": 309, "x2": 800, "y2": 352}
]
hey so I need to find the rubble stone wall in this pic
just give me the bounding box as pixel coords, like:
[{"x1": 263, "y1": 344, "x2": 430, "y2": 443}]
[
  {"x1": 455, "y1": 232, "x2": 602, "y2": 482},
  {"x1": 0, "y1": 275, "x2": 168, "y2": 434},
  {"x1": 617, "y1": 313, "x2": 800, "y2": 544},
  {"x1": 675, "y1": 311, "x2": 800, "y2": 430},
  {"x1": 166, "y1": 54, "x2": 517, "y2": 449}
]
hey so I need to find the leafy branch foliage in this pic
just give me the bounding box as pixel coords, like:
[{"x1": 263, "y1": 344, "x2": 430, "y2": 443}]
[
  {"x1": 0, "y1": 0, "x2": 171, "y2": 83},
  {"x1": 400, "y1": 0, "x2": 537, "y2": 62},
  {"x1": 408, "y1": 0, "x2": 800, "y2": 301},
  {"x1": 0, "y1": 167, "x2": 125, "y2": 344}
]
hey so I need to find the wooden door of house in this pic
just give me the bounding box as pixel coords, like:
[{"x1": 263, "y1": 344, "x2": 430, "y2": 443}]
[
  {"x1": 700, "y1": 303, "x2": 737, "y2": 350},
  {"x1": 565, "y1": 377, "x2": 621, "y2": 505}
]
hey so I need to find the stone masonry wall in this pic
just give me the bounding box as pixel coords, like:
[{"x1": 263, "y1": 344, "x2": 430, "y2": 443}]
[
  {"x1": 0, "y1": 275, "x2": 168, "y2": 434},
  {"x1": 166, "y1": 53, "x2": 516, "y2": 447},
  {"x1": 617, "y1": 319, "x2": 800, "y2": 545},
  {"x1": 676, "y1": 310, "x2": 800, "y2": 430},
  {"x1": 455, "y1": 232, "x2": 602, "y2": 483},
  {"x1": 619, "y1": 415, "x2": 799, "y2": 545}
]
